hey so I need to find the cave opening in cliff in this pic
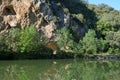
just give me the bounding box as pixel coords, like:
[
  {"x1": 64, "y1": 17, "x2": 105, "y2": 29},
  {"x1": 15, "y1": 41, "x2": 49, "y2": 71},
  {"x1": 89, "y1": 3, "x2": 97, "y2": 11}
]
[{"x1": 3, "y1": 5, "x2": 16, "y2": 15}]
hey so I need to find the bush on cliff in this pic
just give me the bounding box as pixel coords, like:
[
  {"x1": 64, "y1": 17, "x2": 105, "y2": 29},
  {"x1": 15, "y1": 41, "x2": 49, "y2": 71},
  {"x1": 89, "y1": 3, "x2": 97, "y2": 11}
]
[{"x1": 0, "y1": 25, "x2": 52, "y2": 58}]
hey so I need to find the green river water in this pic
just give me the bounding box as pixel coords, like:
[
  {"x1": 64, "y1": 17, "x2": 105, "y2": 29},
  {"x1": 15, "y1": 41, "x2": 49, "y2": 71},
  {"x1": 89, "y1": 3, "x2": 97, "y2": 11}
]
[{"x1": 0, "y1": 59, "x2": 120, "y2": 80}]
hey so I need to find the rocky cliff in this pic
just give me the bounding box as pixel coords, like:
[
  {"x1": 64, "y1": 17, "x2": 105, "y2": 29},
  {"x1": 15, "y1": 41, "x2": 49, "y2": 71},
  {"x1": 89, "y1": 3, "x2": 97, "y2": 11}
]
[{"x1": 0, "y1": 0, "x2": 88, "y2": 41}]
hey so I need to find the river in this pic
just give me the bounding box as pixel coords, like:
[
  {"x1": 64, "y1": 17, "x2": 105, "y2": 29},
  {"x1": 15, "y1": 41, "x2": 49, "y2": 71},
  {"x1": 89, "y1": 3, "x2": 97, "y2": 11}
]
[{"x1": 0, "y1": 59, "x2": 120, "y2": 80}]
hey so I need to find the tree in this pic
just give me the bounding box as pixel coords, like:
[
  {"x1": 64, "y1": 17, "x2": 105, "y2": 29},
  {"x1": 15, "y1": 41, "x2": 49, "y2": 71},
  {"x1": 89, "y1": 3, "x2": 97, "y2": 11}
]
[
  {"x1": 18, "y1": 25, "x2": 41, "y2": 53},
  {"x1": 56, "y1": 27, "x2": 75, "y2": 53},
  {"x1": 106, "y1": 31, "x2": 120, "y2": 54},
  {"x1": 80, "y1": 29, "x2": 97, "y2": 55},
  {"x1": 96, "y1": 20, "x2": 113, "y2": 38}
]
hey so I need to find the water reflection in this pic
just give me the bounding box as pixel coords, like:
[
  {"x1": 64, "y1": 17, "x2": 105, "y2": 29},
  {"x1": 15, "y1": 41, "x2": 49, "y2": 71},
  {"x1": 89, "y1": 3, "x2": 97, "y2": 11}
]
[{"x1": 0, "y1": 60, "x2": 120, "y2": 80}]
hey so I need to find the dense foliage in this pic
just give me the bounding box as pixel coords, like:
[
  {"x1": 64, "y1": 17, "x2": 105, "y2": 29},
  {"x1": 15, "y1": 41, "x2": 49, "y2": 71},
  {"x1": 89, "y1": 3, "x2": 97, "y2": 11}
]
[
  {"x1": 0, "y1": 25, "x2": 53, "y2": 59},
  {"x1": 0, "y1": 26, "x2": 41, "y2": 53},
  {"x1": 55, "y1": 0, "x2": 120, "y2": 57}
]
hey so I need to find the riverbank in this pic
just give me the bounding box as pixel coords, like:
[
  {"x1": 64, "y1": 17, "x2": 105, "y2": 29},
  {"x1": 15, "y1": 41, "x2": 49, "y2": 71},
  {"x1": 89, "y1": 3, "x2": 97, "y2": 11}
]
[
  {"x1": 0, "y1": 51, "x2": 74, "y2": 60},
  {"x1": 0, "y1": 51, "x2": 120, "y2": 60}
]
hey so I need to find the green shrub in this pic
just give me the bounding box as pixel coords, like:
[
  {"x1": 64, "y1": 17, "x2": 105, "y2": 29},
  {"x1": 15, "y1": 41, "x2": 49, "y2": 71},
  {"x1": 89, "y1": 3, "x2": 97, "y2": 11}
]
[
  {"x1": 18, "y1": 25, "x2": 41, "y2": 53},
  {"x1": 79, "y1": 29, "x2": 97, "y2": 55},
  {"x1": 0, "y1": 25, "x2": 43, "y2": 53},
  {"x1": 96, "y1": 38, "x2": 107, "y2": 53},
  {"x1": 106, "y1": 31, "x2": 120, "y2": 54},
  {"x1": 96, "y1": 21, "x2": 113, "y2": 38},
  {"x1": 0, "y1": 28, "x2": 21, "y2": 52},
  {"x1": 56, "y1": 27, "x2": 75, "y2": 53}
]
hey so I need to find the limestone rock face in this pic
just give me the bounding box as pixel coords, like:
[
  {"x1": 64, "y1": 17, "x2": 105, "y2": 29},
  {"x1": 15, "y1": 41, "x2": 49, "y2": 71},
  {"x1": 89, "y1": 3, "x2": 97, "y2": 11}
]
[
  {"x1": 0, "y1": 0, "x2": 57, "y2": 40},
  {"x1": 0, "y1": 0, "x2": 87, "y2": 40}
]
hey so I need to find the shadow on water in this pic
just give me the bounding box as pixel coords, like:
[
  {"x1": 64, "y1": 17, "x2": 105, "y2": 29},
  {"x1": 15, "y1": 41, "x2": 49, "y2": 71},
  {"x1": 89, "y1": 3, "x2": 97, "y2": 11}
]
[{"x1": 0, "y1": 60, "x2": 120, "y2": 80}]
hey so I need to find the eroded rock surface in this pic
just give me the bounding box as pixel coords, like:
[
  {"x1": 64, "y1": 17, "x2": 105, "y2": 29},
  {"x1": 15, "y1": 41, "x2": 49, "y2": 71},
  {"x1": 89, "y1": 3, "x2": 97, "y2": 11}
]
[
  {"x1": 0, "y1": 0, "x2": 56, "y2": 39},
  {"x1": 0, "y1": 0, "x2": 87, "y2": 41}
]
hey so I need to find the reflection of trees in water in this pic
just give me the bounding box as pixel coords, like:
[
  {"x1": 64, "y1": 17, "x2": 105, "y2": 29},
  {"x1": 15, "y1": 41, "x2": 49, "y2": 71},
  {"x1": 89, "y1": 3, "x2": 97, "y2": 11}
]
[
  {"x1": 109, "y1": 70, "x2": 120, "y2": 80},
  {"x1": 3, "y1": 65, "x2": 29, "y2": 80},
  {"x1": 39, "y1": 61, "x2": 62, "y2": 80},
  {"x1": 46, "y1": 61, "x2": 120, "y2": 80},
  {"x1": 4, "y1": 65, "x2": 17, "y2": 80},
  {"x1": 66, "y1": 61, "x2": 120, "y2": 80},
  {"x1": 1, "y1": 61, "x2": 120, "y2": 80},
  {"x1": 38, "y1": 61, "x2": 71, "y2": 80}
]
